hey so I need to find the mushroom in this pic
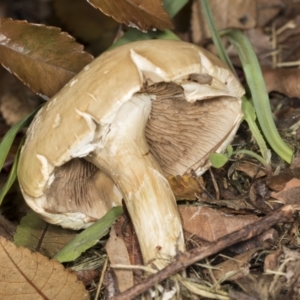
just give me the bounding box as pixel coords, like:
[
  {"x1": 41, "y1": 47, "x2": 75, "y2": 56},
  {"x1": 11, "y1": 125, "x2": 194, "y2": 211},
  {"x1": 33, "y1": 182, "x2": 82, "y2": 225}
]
[{"x1": 17, "y1": 40, "x2": 244, "y2": 270}]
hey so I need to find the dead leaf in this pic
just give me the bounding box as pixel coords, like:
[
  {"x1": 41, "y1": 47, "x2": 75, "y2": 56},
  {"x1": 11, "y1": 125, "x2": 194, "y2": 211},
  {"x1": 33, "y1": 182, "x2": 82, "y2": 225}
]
[
  {"x1": 167, "y1": 175, "x2": 204, "y2": 200},
  {"x1": 14, "y1": 210, "x2": 77, "y2": 258},
  {"x1": 235, "y1": 161, "x2": 267, "y2": 179},
  {"x1": 0, "y1": 18, "x2": 93, "y2": 98},
  {"x1": 270, "y1": 178, "x2": 300, "y2": 205},
  {"x1": 0, "y1": 215, "x2": 16, "y2": 241},
  {"x1": 263, "y1": 67, "x2": 300, "y2": 98},
  {"x1": 88, "y1": 0, "x2": 173, "y2": 32},
  {"x1": 0, "y1": 236, "x2": 89, "y2": 299},
  {"x1": 212, "y1": 249, "x2": 257, "y2": 281},
  {"x1": 263, "y1": 249, "x2": 281, "y2": 272},
  {"x1": 106, "y1": 227, "x2": 134, "y2": 292},
  {"x1": 191, "y1": 0, "x2": 256, "y2": 44},
  {"x1": 179, "y1": 206, "x2": 259, "y2": 243},
  {"x1": 266, "y1": 168, "x2": 300, "y2": 192},
  {"x1": 256, "y1": 0, "x2": 283, "y2": 27}
]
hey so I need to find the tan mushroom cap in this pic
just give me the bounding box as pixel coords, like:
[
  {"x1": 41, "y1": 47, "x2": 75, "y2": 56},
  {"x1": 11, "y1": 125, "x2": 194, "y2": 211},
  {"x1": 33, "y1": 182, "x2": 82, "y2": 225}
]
[{"x1": 17, "y1": 39, "x2": 244, "y2": 229}]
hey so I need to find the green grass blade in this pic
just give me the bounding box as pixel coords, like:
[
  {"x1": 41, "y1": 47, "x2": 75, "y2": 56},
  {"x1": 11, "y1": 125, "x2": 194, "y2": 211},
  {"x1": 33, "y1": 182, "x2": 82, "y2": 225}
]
[
  {"x1": 54, "y1": 206, "x2": 123, "y2": 263},
  {"x1": 0, "y1": 109, "x2": 38, "y2": 172},
  {"x1": 200, "y1": 0, "x2": 271, "y2": 165},
  {"x1": 200, "y1": 0, "x2": 235, "y2": 73},
  {"x1": 0, "y1": 139, "x2": 23, "y2": 206},
  {"x1": 224, "y1": 29, "x2": 293, "y2": 163}
]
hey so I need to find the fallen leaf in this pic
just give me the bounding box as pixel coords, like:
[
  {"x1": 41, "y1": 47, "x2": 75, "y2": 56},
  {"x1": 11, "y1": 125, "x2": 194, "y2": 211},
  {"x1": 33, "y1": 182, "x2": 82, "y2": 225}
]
[
  {"x1": 167, "y1": 175, "x2": 204, "y2": 200},
  {"x1": 256, "y1": 0, "x2": 283, "y2": 27},
  {"x1": 263, "y1": 67, "x2": 300, "y2": 98},
  {"x1": 191, "y1": 0, "x2": 256, "y2": 44},
  {"x1": 0, "y1": 18, "x2": 93, "y2": 98},
  {"x1": 0, "y1": 236, "x2": 89, "y2": 299},
  {"x1": 212, "y1": 249, "x2": 257, "y2": 281},
  {"x1": 270, "y1": 178, "x2": 300, "y2": 205},
  {"x1": 266, "y1": 168, "x2": 300, "y2": 192},
  {"x1": 88, "y1": 0, "x2": 173, "y2": 32},
  {"x1": 106, "y1": 227, "x2": 134, "y2": 292},
  {"x1": 0, "y1": 214, "x2": 16, "y2": 241},
  {"x1": 180, "y1": 206, "x2": 259, "y2": 243},
  {"x1": 14, "y1": 210, "x2": 77, "y2": 258},
  {"x1": 235, "y1": 161, "x2": 267, "y2": 179}
]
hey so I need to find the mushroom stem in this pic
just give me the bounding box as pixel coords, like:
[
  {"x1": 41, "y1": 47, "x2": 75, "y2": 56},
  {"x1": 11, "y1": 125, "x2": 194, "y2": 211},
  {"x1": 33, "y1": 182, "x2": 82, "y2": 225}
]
[{"x1": 87, "y1": 94, "x2": 185, "y2": 269}]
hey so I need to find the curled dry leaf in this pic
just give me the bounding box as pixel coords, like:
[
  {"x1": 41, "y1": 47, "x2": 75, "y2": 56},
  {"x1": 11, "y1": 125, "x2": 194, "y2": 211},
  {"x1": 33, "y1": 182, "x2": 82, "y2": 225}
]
[
  {"x1": 88, "y1": 0, "x2": 173, "y2": 32},
  {"x1": 262, "y1": 67, "x2": 300, "y2": 98},
  {"x1": 0, "y1": 18, "x2": 93, "y2": 98},
  {"x1": 0, "y1": 236, "x2": 88, "y2": 299}
]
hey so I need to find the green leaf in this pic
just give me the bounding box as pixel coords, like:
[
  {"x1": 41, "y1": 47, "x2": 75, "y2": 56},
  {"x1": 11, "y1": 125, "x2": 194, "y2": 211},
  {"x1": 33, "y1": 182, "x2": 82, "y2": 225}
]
[
  {"x1": 226, "y1": 145, "x2": 233, "y2": 157},
  {"x1": 54, "y1": 206, "x2": 123, "y2": 263},
  {"x1": 209, "y1": 153, "x2": 229, "y2": 168}
]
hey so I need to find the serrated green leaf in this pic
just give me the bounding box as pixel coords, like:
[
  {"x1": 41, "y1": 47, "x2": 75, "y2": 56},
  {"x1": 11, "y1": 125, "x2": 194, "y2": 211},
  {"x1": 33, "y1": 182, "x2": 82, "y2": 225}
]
[{"x1": 54, "y1": 206, "x2": 123, "y2": 263}]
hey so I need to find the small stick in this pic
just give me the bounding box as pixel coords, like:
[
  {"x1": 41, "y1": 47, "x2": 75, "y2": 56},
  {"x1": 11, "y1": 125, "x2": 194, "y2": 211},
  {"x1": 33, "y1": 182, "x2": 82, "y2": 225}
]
[{"x1": 112, "y1": 205, "x2": 295, "y2": 300}]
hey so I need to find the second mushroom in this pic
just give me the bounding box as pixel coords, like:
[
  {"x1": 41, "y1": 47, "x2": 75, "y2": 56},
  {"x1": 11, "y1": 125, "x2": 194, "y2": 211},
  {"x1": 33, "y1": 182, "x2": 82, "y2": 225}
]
[{"x1": 17, "y1": 40, "x2": 244, "y2": 270}]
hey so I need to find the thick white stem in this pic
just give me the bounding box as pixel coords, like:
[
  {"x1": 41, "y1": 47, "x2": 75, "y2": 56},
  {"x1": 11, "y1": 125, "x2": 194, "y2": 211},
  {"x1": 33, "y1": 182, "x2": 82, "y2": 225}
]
[{"x1": 88, "y1": 94, "x2": 185, "y2": 269}]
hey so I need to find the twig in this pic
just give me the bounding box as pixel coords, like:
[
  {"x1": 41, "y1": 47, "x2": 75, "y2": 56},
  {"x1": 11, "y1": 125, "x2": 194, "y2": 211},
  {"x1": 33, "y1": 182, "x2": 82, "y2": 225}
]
[
  {"x1": 95, "y1": 256, "x2": 108, "y2": 300},
  {"x1": 112, "y1": 205, "x2": 295, "y2": 300}
]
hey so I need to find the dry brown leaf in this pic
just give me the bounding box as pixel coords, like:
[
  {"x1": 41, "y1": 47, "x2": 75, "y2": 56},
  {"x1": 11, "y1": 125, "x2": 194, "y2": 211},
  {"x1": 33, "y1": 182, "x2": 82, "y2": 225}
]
[
  {"x1": 88, "y1": 0, "x2": 173, "y2": 32},
  {"x1": 235, "y1": 161, "x2": 267, "y2": 179},
  {"x1": 256, "y1": 0, "x2": 284, "y2": 27},
  {"x1": 106, "y1": 227, "x2": 134, "y2": 292},
  {"x1": 167, "y1": 175, "x2": 204, "y2": 200},
  {"x1": 212, "y1": 249, "x2": 257, "y2": 281},
  {"x1": 263, "y1": 68, "x2": 300, "y2": 98},
  {"x1": 270, "y1": 178, "x2": 300, "y2": 205},
  {"x1": 0, "y1": 215, "x2": 16, "y2": 241},
  {"x1": 0, "y1": 236, "x2": 89, "y2": 299},
  {"x1": 0, "y1": 18, "x2": 93, "y2": 98},
  {"x1": 180, "y1": 206, "x2": 259, "y2": 242},
  {"x1": 191, "y1": 0, "x2": 256, "y2": 44},
  {"x1": 266, "y1": 168, "x2": 300, "y2": 192}
]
